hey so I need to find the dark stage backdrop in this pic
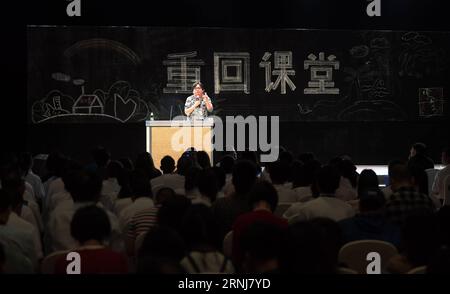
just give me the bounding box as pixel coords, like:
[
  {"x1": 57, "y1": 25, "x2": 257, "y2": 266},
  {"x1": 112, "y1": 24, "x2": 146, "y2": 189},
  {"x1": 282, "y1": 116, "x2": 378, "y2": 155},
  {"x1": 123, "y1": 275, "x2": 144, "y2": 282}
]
[{"x1": 27, "y1": 26, "x2": 450, "y2": 164}]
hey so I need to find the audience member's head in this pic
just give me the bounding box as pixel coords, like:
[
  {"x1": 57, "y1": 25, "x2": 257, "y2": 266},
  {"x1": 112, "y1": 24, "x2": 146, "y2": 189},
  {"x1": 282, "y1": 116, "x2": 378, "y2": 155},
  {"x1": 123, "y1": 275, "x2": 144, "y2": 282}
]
[
  {"x1": 18, "y1": 152, "x2": 33, "y2": 177},
  {"x1": 310, "y1": 218, "x2": 343, "y2": 269},
  {"x1": 196, "y1": 151, "x2": 211, "y2": 169},
  {"x1": 118, "y1": 157, "x2": 134, "y2": 171},
  {"x1": 138, "y1": 226, "x2": 186, "y2": 262},
  {"x1": 315, "y1": 165, "x2": 341, "y2": 196},
  {"x1": 409, "y1": 166, "x2": 428, "y2": 195},
  {"x1": 65, "y1": 170, "x2": 103, "y2": 203},
  {"x1": 219, "y1": 155, "x2": 235, "y2": 174},
  {"x1": 212, "y1": 166, "x2": 226, "y2": 191},
  {"x1": 71, "y1": 205, "x2": 111, "y2": 246},
  {"x1": 45, "y1": 151, "x2": 67, "y2": 178},
  {"x1": 291, "y1": 160, "x2": 306, "y2": 188},
  {"x1": 357, "y1": 169, "x2": 379, "y2": 197},
  {"x1": 106, "y1": 160, "x2": 124, "y2": 179},
  {"x1": 181, "y1": 204, "x2": 220, "y2": 251},
  {"x1": 240, "y1": 222, "x2": 284, "y2": 273},
  {"x1": 176, "y1": 154, "x2": 194, "y2": 176},
  {"x1": 358, "y1": 188, "x2": 386, "y2": 213},
  {"x1": 337, "y1": 159, "x2": 358, "y2": 188},
  {"x1": 282, "y1": 219, "x2": 340, "y2": 274},
  {"x1": 135, "y1": 152, "x2": 158, "y2": 177},
  {"x1": 268, "y1": 161, "x2": 290, "y2": 185},
  {"x1": 248, "y1": 181, "x2": 278, "y2": 212},
  {"x1": 184, "y1": 166, "x2": 201, "y2": 192},
  {"x1": 154, "y1": 187, "x2": 176, "y2": 206},
  {"x1": 1, "y1": 167, "x2": 25, "y2": 210},
  {"x1": 129, "y1": 169, "x2": 153, "y2": 200},
  {"x1": 232, "y1": 160, "x2": 257, "y2": 195},
  {"x1": 91, "y1": 146, "x2": 110, "y2": 168},
  {"x1": 400, "y1": 212, "x2": 440, "y2": 267},
  {"x1": 410, "y1": 142, "x2": 427, "y2": 158},
  {"x1": 160, "y1": 156, "x2": 176, "y2": 174},
  {"x1": 117, "y1": 169, "x2": 132, "y2": 199},
  {"x1": 388, "y1": 163, "x2": 412, "y2": 191},
  {"x1": 157, "y1": 195, "x2": 191, "y2": 234},
  {"x1": 197, "y1": 168, "x2": 219, "y2": 203}
]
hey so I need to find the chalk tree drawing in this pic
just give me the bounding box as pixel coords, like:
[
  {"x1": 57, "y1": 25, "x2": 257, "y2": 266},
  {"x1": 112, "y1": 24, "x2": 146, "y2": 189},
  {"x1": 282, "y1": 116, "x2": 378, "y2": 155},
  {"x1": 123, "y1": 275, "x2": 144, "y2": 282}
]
[
  {"x1": 214, "y1": 52, "x2": 250, "y2": 94},
  {"x1": 399, "y1": 32, "x2": 446, "y2": 78}
]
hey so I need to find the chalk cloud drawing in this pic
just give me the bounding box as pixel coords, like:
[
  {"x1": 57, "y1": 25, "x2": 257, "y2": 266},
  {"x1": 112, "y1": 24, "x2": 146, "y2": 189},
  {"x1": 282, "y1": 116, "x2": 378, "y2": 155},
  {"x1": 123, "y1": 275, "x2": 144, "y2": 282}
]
[{"x1": 399, "y1": 32, "x2": 446, "y2": 78}]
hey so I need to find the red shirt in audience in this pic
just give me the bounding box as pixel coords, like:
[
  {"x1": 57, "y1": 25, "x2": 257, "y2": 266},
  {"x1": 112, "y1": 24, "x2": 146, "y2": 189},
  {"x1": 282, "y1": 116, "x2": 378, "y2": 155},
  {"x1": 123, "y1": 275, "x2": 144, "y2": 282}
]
[{"x1": 55, "y1": 247, "x2": 128, "y2": 274}]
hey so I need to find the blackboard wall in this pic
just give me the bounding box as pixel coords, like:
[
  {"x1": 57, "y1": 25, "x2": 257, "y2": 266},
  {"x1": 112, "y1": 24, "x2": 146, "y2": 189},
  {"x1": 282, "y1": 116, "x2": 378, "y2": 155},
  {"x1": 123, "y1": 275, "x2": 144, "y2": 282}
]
[{"x1": 9, "y1": 0, "x2": 450, "y2": 164}]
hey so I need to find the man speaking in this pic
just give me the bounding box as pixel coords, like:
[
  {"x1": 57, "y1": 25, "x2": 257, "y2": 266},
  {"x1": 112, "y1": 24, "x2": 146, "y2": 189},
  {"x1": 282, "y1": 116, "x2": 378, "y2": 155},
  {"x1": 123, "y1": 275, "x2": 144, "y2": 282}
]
[{"x1": 184, "y1": 82, "x2": 214, "y2": 120}]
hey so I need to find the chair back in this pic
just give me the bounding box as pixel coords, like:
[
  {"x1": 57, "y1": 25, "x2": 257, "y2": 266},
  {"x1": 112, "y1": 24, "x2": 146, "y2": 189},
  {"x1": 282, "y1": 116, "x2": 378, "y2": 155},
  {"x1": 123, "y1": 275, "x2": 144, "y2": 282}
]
[
  {"x1": 339, "y1": 240, "x2": 398, "y2": 274},
  {"x1": 40, "y1": 250, "x2": 70, "y2": 274}
]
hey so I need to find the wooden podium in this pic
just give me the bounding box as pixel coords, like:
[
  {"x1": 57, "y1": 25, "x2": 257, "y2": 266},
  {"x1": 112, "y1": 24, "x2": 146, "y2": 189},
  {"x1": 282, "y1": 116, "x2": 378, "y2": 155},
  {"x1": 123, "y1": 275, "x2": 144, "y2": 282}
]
[{"x1": 146, "y1": 119, "x2": 214, "y2": 168}]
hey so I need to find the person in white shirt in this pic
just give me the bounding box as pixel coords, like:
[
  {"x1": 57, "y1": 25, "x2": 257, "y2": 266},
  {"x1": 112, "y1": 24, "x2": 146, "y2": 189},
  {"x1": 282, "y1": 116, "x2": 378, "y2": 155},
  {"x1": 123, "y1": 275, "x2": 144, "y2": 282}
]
[
  {"x1": 99, "y1": 160, "x2": 124, "y2": 212},
  {"x1": 0, "y1": 168, "x2": 43, "y2": 260},
  {"x1": 284, "y1": 165, "x2": 355, "y2": 223},
  {"x1": 432, "y1": 147, "x2": 450, "y2": 202},
  {"x1": 18, "y1": 152, "x2": 45, "y2": 203},
  {"x1": 291, "y1": 160, "x2": 321, "y2": 203},
  {"x1": 119, "y1": 170, "x2": 154, "y2": 231},
  {"x1": 150, "y1": 156, "x2": 185, "y2": 196},
  {"x1": 47, "y1": 170, "x2": 123, "y2": 253},
  {"x1": 191, "y1": 168, "x2": 219, "y2": 207},
  {"x1": 0, "y1": 188, "x2": 41, "y2": 273},
  {"x1": 268, "y1": 161, "x2": 300, "y2": 203},
  {"x1": 217, "y1": 155, "x2": 235, "y2": 198}
]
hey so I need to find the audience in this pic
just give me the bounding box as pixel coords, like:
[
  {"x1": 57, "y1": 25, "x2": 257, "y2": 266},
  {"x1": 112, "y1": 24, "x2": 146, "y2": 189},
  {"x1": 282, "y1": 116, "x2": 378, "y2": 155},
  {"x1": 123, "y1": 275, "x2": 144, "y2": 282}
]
[
  {"x1": 0, "y1": 141, "x2": 447, "y2": 274},
  {"x1": 211, "y1": 160, "x2": 256, "y2": 243},
  {"x1": 339, "y1": 188, "x2": 401, "y2": 247},
  {"x1": 387, "y1": 212, "x2": 440, "y2": 274},
  {"x1": 281, "y1": 218, "x2": 342, "y2": 274},
  {"x1": 180, "y1": 204, "x2": 234, "y2": 273},
  {"x1": 118, "y1": 169, "x2": 154, "y2": 230},
  {"x1": 385, "y1": 163, "x2": 435, "y2": 226},
  {"x1": 137, "y1": 225, "x2": 186, "y2": 274},
  {"x1": 268, "y1": 161, "x2": 300, "y2": 203},
  {"x1": 432, "y1": 146, "x2": 450, "y2": 203},
  {"x1": 231, "y1": 181, "x2": 288, "y2": 270},
  {"x1": 47, "y1": 170, "x2": 123, "y2": 253},
  {"x1": 150, "y1": 155, "x2": 185, "y2": 196},
  {"x1": 284, "y1": 165, "x2": 355, "y2": 223}
]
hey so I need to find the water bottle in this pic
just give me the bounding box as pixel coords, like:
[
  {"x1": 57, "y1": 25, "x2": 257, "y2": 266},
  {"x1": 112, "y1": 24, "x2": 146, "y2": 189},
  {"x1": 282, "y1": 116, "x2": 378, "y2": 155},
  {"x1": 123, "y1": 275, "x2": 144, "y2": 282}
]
[{"x1": 150, "y1": 112, "x2": 154, "y2": 121}]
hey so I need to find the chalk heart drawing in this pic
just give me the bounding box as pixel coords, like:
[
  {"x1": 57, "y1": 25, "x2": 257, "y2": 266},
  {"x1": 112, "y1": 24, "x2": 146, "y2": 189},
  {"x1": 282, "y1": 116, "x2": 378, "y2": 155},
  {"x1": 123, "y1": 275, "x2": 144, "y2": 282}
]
[{"x1": 114, "y1": 93, "x2": 137, "y2": 122}]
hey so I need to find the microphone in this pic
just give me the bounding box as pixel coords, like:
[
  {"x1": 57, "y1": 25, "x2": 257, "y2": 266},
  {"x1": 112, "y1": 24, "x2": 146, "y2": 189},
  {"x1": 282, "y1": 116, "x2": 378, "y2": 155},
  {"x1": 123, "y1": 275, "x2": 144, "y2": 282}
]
[{"x1": 169, "y1": 105, "x2": 173, "y2": 120}]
